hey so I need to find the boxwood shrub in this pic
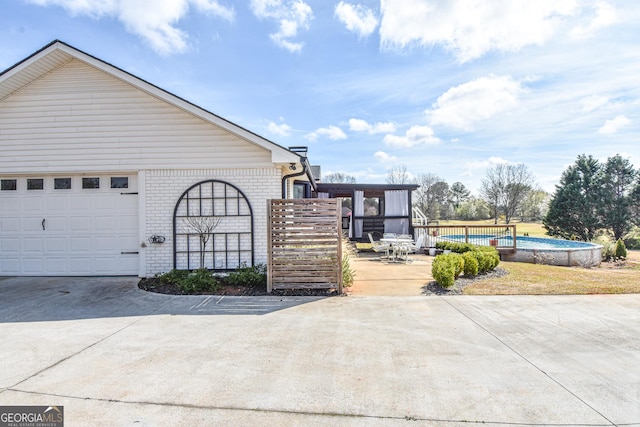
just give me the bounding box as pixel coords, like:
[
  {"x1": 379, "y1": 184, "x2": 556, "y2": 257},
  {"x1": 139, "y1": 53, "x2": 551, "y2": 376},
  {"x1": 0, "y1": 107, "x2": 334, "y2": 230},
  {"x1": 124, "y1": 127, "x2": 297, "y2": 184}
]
[
  {"x1": 432, "y1": 253, "x2": 459, "y2": 288},
  {"x1": 431, "y1": 245, "x2": 500, "y2": 288}
]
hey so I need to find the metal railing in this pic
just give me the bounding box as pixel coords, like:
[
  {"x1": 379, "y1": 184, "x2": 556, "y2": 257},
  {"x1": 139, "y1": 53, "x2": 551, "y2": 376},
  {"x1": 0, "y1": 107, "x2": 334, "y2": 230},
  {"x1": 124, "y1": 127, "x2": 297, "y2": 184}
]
[{"x1": 413, "y1": 224, "x2": 517, "y2": 251}]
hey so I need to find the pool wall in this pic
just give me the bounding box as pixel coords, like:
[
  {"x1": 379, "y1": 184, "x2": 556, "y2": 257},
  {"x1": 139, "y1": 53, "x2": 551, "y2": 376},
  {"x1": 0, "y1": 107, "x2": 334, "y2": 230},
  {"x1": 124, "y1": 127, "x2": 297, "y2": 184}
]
[{"x1": 501, "y1": 246, "x2": 602, "y2": 267}]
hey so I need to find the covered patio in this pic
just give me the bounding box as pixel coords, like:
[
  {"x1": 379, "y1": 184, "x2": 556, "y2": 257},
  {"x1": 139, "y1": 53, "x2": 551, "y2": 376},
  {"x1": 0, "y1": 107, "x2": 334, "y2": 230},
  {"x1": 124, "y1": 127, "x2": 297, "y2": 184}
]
[{"x1": 315, "y1": 183, "x2": 419, "y2": 241}]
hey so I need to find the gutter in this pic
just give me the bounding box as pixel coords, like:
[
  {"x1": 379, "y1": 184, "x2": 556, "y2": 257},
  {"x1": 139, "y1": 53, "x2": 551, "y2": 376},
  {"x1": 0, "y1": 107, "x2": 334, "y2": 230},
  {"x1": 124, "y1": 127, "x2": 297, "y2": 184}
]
[{"x1": 281, "y1": 156, "x2": 309, "y2": 198}]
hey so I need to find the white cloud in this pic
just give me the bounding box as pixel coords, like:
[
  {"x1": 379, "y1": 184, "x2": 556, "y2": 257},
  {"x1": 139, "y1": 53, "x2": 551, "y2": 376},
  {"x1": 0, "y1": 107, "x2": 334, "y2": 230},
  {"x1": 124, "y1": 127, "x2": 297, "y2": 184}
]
[
  {"x1": 427, "y1": 75, "x2": 523, "y2": 130},
  {"x1": 383, "y1": 125, "x2": 439, "y2": 148},
  {"x1": 267, "y1": 121, "x2": 291, "y2": 136},
  {"x1": 348, "y1": 118, "x2": 396, "y2": 134},
  {"x1": 571, "y1": 1, "x2": 617, "y2": 39},
  {"x1": 598, "y1": 115, "x2": 630, "y2": 134},
  {"x1": 27, "y1": 0, "x2": 234, "y2": 55},
  {"x1": 581, "y1": 95, "x2": 609, "y2": 113},
  {"x1": 250, "y1": 0, "x2": 313, "y2": 53},
  {"x1": 374, "y1": 150, "x2": 398, "y2": 163},
  {"x1": 463, "y1": 156, "x2": 511, "y2": 171},
  {"x1": 305, "y1": 125, "x2": 347, "y2": 142},
  {"x1": 379, "y1": 0, "x2": 578, "y2": 62},
  {"x1": 334, "y1": 2, "x2": 378, "y2": 38}
]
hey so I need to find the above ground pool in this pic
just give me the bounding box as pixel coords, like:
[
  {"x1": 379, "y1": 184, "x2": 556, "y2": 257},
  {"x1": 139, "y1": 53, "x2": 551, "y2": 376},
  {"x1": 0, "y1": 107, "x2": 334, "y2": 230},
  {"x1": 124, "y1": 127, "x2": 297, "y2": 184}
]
[{"x1": 439, "y1": 234, "x2": 602, "y2": 267}]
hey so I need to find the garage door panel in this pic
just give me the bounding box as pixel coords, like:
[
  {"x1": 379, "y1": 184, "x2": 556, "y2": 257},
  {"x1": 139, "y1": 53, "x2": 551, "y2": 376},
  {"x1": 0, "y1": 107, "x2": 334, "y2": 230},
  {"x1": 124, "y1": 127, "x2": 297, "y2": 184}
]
[
  {"x1": 23, "y1": 258, "x2": 46, "y2": 274},
  {"x1": 46, "y1": 197, "x2": 68, "y2": 211},
  {"x1": 45, "y1": 217, "x2": 67, "y2": 232},
  {"x1": 70, "y1": 237, "x2": 92, "y2": 252},
  {"x1": 46, "y1": 258, "x2": 68, "y2": 274},
  {"x1": 23, "y1": 238, "x2": 44, "y2": 253},
  {"x1": 94, "y1": 257, "x2": 117, "y2": 274},
  {"x1": 1, "y1": 174, "x2": 139, "y2": 276},
  {"x1": 94, "y1": 236, "x2": 116, "y2": 251},
  {"x1": 46, "y1": 237, "x2": 68, "y2": 253},
  {"x1": 2, "y1": 238, "x2": 20, "y2": 252},
  {"x1": 1, "y1": 259, "x2": 20, "y2": 274},
  {"x1": 23, "y1": 198, "x2": 44, "y2": 210},
  {"x1": 69, "y1": 216, "x2": 92, "y2": 232},
  {"x1": 23, "y1": 217, "x2": 45, "y2": 232},
  {"x1": 0, "y1": 197, "x2": 19, "y2": 213},
  {"x1": 119, "y1": 215, "x2": 138, "y2": 233},
  {"x1": 95, "y1": 216, "x2": 115, "y2": 232},
  {"x1": 118, "y1": 196, "x2": 138, "y2": 210},
  {"x1": 68, "y1": 258, "x2": 92, "y2": 274},
  {"x1": 1, "y1": 217, "x2": 20, "y2": 232},
  {"x1": 70, "y1": 197, "x2": 91, "y2": 210},
  {"x1": 94, "y1": 196, "x2": 116, "y2": 210},
  {"x1": 117, "y1": 256, "x2": 139, "y2": 273}
]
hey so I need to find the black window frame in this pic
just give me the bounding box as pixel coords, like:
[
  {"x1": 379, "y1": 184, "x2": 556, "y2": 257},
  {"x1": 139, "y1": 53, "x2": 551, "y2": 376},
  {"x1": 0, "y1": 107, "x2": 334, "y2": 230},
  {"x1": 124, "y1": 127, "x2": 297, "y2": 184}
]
[
  {"x1": 54, "y1": 178, "x2": 72, "y2": 190},
  {"x1": 27, "y1": 178, "x2": 44, "y2": 190},
  {"x1": 1, "y1": 179, "x2": 17, "y2": 191},
  {"x1": 82, "y1": 177, "x2": 100, "y2": 189},
  {"x1": 110, "y1": 177, "x2": 129, "y2": 189}
]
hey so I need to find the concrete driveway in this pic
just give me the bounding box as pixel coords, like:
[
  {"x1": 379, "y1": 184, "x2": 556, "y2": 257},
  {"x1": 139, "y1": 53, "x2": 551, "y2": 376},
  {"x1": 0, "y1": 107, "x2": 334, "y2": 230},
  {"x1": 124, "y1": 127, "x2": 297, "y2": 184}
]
[{"x1": 0, "y1": 276, "x2": 638, "y2": 426}]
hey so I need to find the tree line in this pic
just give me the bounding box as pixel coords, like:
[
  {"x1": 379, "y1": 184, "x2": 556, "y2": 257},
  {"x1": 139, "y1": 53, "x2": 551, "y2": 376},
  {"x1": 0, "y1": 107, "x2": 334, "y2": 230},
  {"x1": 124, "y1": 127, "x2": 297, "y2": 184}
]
[
  {"x1": 324, "y1": 153, "x2": 640, "y2": 243},
  {"x1": 324, "y1": 163, "x2": 549, "y2": 223},
  {"x1": 543, "y1": 154, "x2": 640, "y2": 241}
]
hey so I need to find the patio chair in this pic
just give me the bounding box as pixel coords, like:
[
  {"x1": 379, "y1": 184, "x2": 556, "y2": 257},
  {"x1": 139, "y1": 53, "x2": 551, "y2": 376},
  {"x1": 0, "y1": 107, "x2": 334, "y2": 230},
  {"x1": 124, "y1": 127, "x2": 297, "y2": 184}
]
[{"x1": 368, "y1": 232, "x2": 392, "y2": 258}]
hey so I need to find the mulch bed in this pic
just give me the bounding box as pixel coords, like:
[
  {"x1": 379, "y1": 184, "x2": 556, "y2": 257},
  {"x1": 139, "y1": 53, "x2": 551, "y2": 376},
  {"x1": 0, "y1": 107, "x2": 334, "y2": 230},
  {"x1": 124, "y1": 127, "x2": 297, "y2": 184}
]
[
  {"x1": 422, "y1": 268, "x2": 509, "y2": 295},
  {"x1": 138, "y1": 277, "x2": 340, "y2": 297}
]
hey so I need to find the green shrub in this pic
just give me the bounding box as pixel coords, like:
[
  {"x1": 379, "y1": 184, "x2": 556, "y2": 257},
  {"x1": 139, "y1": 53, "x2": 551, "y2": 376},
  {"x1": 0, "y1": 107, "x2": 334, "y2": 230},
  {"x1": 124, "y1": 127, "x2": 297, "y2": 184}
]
[
  {"x1": 623, "y1": 227, "x2": 640, "y2": 250},
  {"x1": 615, "y1": 239, "x2": 628, "y2": 260},
  {"x1": 158, "y1": 269, "x2": 189, "y2": 285},
  {"x1": 435, "y1": 241, "x2": 450, "y2": 251},
  {"x1": 226, "y1": 263, "x2": 267, "y2": 289},
  {"x1": 472, "y1": 247, "x2": 500, "y2": 273},
  {"x1": 593, "y1": 235, "x2": 615, "y2": 261},
  {"x1": 435, "y1": 241, "x2": 475, "y2": 253},
  {"x1": 432, "y1": 254, "x2": 456, "y2": 288},
  {"x1": 157, "y1": 268, "x2": 220, "y2": 293},
  {"x1": 462, "y1": 252, "x2": 479, "y2": 277},
  {"x1": 452, "y1": 253, "x2": 464, "y2": 277},
  {"x1": 432, "y1": 253, "x2": 464, "y2": 287},
  {"x1": 432, "y1": 246, "x2": 499, "y2": 288},
  {"x1": 342, "y1": 253, "x2": 355, "y2": 288}
]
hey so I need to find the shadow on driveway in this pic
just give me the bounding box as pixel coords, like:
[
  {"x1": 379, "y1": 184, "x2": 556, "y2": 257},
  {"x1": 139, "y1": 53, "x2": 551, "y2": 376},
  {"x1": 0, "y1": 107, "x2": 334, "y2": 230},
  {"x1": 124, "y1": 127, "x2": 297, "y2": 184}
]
[{"x1": 0, "y1": 277, "x2": 327, "y2": 323}]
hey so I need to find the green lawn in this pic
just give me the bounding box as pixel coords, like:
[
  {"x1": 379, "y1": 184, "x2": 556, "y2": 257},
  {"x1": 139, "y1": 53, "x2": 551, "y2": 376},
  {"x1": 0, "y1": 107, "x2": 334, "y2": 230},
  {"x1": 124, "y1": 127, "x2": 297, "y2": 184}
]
[{"x1": 464, "y1": 252, "x2": 640, "y2": 295}]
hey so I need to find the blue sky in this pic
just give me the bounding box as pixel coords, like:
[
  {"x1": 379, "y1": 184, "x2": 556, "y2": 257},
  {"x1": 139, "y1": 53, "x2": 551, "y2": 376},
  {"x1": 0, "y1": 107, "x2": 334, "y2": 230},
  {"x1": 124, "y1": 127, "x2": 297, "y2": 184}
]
[{"x1": 1, "y1": 0, "x2": 639, "y2": 194}]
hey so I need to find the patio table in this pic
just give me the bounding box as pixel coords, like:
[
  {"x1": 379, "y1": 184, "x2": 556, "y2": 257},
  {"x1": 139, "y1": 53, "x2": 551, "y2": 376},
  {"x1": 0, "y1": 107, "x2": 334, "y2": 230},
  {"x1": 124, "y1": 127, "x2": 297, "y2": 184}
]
[{"x1": 380, "y1": 237, "x2": 414, "y2": 262}]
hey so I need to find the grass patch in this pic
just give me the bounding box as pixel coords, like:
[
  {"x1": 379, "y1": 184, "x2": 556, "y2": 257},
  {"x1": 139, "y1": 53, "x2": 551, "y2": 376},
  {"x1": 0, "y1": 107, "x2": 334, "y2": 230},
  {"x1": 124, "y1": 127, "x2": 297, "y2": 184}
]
[{"x1": 464, "y1": 261, "x2": 640, "y2": 295}]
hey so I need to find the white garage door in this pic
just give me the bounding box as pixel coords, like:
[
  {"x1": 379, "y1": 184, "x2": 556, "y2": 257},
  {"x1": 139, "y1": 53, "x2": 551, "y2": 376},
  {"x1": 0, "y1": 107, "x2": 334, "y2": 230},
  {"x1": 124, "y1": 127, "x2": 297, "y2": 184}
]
[{"x1": 0, "y1": 174, "x2": 139, "y2": 276}]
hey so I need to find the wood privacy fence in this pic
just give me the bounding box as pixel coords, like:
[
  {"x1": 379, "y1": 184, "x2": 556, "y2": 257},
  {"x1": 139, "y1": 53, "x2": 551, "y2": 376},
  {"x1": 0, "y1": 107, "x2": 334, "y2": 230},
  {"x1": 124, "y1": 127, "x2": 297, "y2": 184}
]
[{"x1": 268, "y1": 199, "x2": 342, "y2": 293}]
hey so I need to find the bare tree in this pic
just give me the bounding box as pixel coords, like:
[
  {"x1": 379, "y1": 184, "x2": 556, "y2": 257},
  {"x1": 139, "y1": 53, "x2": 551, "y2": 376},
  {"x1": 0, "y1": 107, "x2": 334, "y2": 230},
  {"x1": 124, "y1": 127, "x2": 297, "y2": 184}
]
[
  {"x1": 481, "y1": 165, "x2": 506, "y2": 224},
  {"x1": 481, "y1": 163, "x2": 534, "y2": 224},
  {"x1": 414, "y1": 173, "x2": 450, "y2": 220},
  {"x1": 502, "y1": 164, "x2": 534, "y2": 224},
  {"x1": 323, "y1": 172, "x2": 356, "y2": 183},
  {"x1": 182, "y1": 216, "x2": 223, "y2": 269},
  {"x1": 386, "y1": 165, "x2": 410, "y2": 184}
]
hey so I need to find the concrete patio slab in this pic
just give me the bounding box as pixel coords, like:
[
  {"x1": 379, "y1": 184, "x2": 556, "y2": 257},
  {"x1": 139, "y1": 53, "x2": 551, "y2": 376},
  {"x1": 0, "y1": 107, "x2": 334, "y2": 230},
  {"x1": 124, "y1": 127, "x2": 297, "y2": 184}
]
[
  {"x1": 348, "y1": 252, "x2": 433, "y2": 296},
  {"x1": 0, "y1": 277, "x2": 638, "y2": 426}
]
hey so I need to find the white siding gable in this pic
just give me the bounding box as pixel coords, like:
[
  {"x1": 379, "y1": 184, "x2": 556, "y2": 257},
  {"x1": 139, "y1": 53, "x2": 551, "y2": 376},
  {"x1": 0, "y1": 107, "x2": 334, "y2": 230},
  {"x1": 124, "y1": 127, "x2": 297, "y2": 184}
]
[{"x1": 0, "y1": 59, "x2": 273, "y2": 174}]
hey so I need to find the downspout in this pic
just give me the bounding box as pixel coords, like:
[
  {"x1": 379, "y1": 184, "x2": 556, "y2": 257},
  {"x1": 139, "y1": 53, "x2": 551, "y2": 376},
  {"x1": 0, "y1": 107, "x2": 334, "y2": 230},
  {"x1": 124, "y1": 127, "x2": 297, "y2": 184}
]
[{"x1": 281, "y1": 157, "x2": 308, "y2": 198}]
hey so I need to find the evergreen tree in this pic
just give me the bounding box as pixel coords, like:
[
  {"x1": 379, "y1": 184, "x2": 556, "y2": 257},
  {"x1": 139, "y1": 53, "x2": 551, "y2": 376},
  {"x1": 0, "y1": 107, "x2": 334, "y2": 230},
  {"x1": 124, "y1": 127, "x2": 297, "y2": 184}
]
[
  {"x1": 450, "y1": 182, "x2": 471, "y2": 209},
  {"x1": 599, "y1": 154, "x2": 637, "y2": 240},
  {"x1": 543, "y1": 155, "x2": 602, "y2": 241}
]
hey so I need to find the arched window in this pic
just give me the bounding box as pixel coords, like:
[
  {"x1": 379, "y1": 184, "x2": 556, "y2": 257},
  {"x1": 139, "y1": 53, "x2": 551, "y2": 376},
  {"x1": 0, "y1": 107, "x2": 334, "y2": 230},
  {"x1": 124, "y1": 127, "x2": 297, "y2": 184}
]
[{"x1": 173, "y1": 180, "x2": 254, "y2": 271}]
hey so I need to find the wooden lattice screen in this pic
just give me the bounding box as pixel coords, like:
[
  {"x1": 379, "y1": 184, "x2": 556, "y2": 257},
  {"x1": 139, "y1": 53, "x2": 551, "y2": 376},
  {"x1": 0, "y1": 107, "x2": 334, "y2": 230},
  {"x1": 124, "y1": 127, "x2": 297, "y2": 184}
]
[{"x1": 268, "y1": 199, "x2": 342, "y2": 293}]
